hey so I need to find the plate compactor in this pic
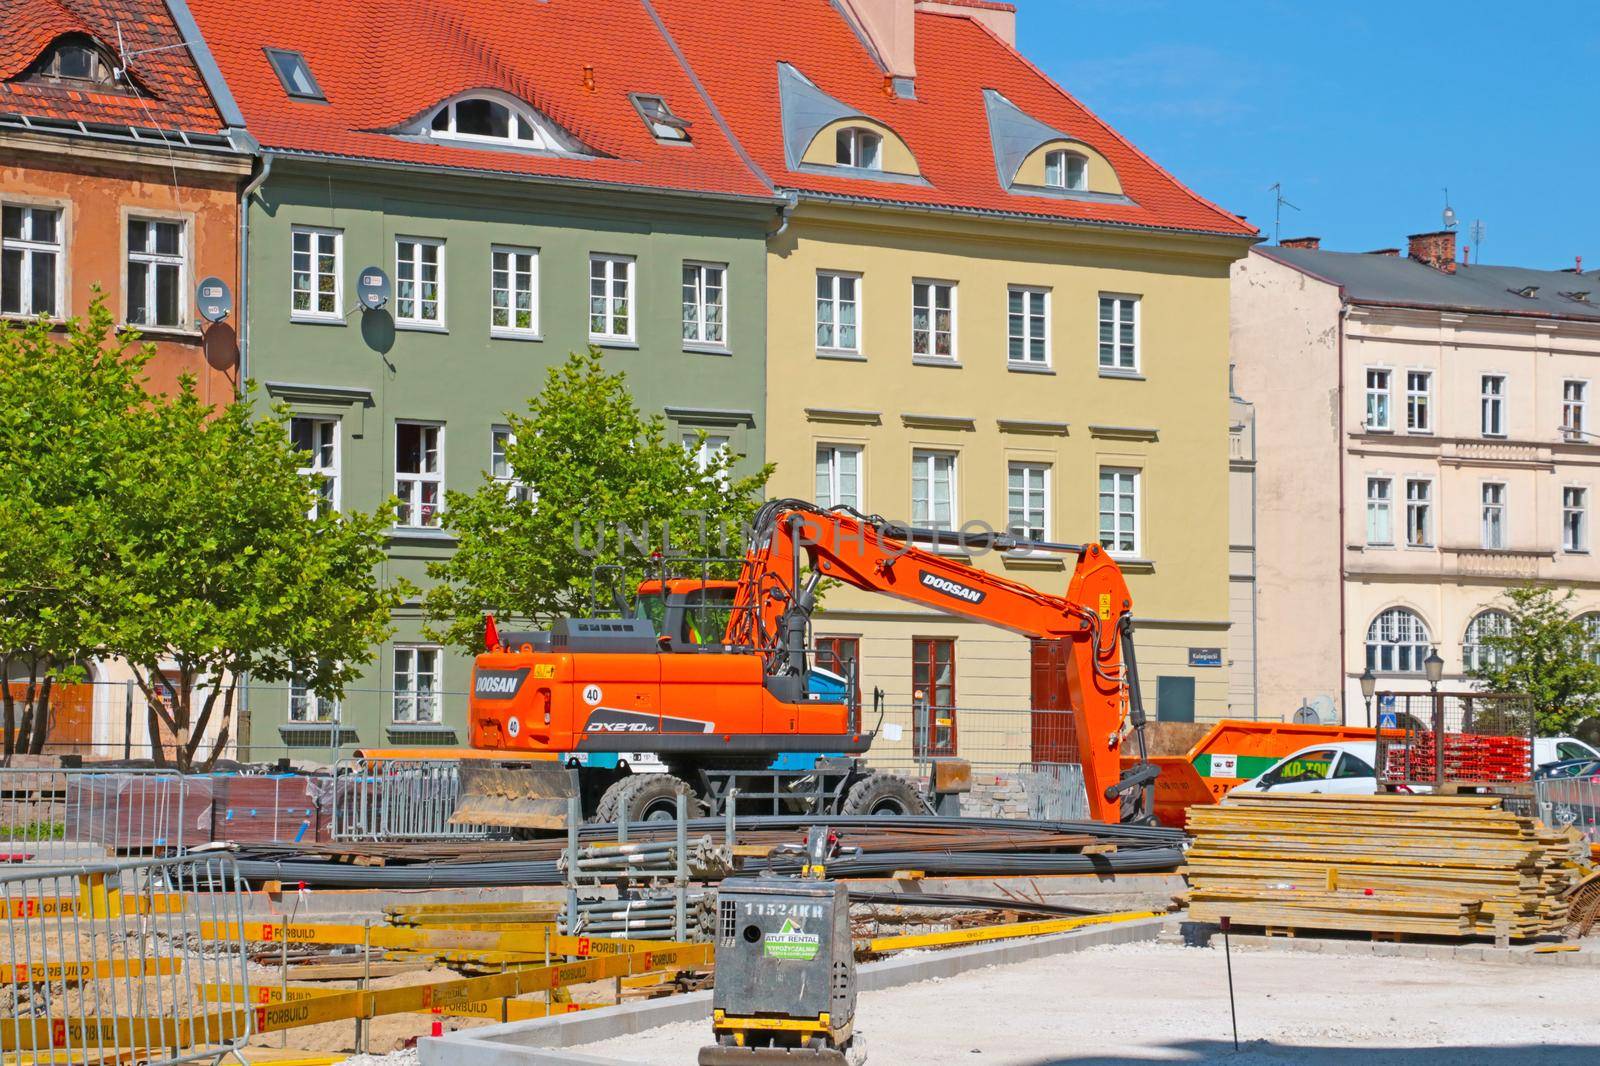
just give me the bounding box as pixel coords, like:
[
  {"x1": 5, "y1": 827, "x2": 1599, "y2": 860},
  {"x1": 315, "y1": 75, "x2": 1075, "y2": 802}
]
[{"x1": 700, "y1": 827, "x2": 866, "y2": 1065}]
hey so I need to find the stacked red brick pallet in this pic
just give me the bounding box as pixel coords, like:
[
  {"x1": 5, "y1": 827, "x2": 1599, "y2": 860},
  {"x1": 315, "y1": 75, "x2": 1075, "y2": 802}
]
[
  {"x1": 1184, "y1": 793, "x2": 1587, "y2": 943},
  {"x1": 1383, "y1": 733, "x2": 1532, "y2": 784}
]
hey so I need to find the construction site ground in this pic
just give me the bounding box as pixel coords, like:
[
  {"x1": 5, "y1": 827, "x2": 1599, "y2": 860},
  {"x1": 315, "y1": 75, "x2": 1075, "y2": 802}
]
[{"x1": 577, "y1": 939, "x2": 1600, "y2": 1065}]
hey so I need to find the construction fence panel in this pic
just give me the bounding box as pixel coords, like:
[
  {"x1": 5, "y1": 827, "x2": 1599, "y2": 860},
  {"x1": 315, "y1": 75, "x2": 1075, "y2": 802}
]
[
  {"x1": 331, "y1": 758, "x2": 512, "y2": 842},
  {"x1": 1536, "y1": 777, "x2": 1600, "y2": 844},
  {"x1": 1374, "y1": 691, "x2": 1538, "y2": 788},
  {"x1": 0, "y1": 852, "x2": 252, "y2": 1065},
  {"x1": 0, "y1": 768, "x2": 202, "y2": 868},
  {"x1": 1015, "y1": 762, "x2": 1091, "y2": 822}
]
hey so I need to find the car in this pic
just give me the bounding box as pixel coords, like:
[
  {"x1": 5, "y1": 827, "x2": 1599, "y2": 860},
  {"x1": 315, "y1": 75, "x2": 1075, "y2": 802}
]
[
  {"x1": 1535, "y1": 737, "x2": 1600, "y2": 768},
  {"x1": 1535, "y1": 757, "x2": 1600, "y2": 782},
  {"x1": 1229, "y1": 742, "x2": 1381, "y2": 796}
]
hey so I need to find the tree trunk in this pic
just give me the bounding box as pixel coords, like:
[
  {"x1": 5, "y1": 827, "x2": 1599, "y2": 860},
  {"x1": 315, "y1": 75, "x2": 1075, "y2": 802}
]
[
  {"x1": 25, "y1": 673, "x2": 54, "y2": 755},
  {"x1": 1, "y1": 653, "x2": 15, "y2": 759},
  {"x1": 198, "y1": 682, "x2": 237, "y2": 773},
  {"x1": 132, "y1": 666, "x2": 179, "y2": 768},
  {"x1": 14, "y1": 666, "x2": 38, "y2": 756}
]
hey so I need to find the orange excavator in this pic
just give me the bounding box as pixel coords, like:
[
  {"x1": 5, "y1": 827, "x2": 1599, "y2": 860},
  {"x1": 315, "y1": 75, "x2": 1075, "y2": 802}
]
[{"x1": 453, "y1": 500, "x2": 1156, "y2": 828}]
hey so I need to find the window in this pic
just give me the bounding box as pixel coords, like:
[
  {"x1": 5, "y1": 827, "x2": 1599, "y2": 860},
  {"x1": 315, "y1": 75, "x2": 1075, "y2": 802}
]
[
  {"x1": 816, "y1": 271, "x2": 860, "y2": 353},
  {"x1": 29, "y1": 38, "x2": 115, "y2": 85},
  {"x1": 1481, "y1": 375, "x2": 1506, "y2": 437},
  {"x1": 912, "y1": 450, "x2": 957, "y2": 531},
  {"x1": 912, "y1": 637, "x2": 956, "y2": 757},
  {"x1": 291, "y1": 227, "x2": 341, "y2": 319},
  {"x1": 490, "y1": 246, "x2": 537, "y2": 336},
  {"x1": 1098, "y1": 467, "x2": 1140, "y2": 557},
  {"x1": 682, "y1": 262, "x2": 727, "y2": 347},
  {"x1": 1565, "y1": 487, "x2": 1588, "y2": 552},
  {"x1": 425, "y1": 96, "x2": 567, "y2": 151},
  {"x1": 1365, "y1": 369, "x2": 1391, "y2": 431},
  {"x1": 1098, "y1": 295, "x2": 1138, "y2": 372},
  {"x1": 835, "y1": 127, "x2": 882, "y2": 170},
  {"x1": 1564, "y1": 380, "x2": 1587, "y2": 439},
  {"x1": 290, "y1": 416, "x2": 339, "y2": 518},
  {"x1": 589, "y1": 254, "x2": 634, "y2": 342},
  {"x1": 392, "y1": 646, "x2": 441, "y2": 723},
  {"x1": 1462, "y1": 610, "x2": 1511, "y2": 672},
  {"x1": 1365, "y1": 608, "x2": 1430, "y2": 673},
  {"x1": 490, "y1": 426, "x2": 535, "y2": 503},
  {"x1": 815, "y1": 444, "x2": 862, "y2": 510},
  {"x1": 1261, "y1": 748, "x2": 1337, "y2": 787},
  {"x1": 1406, "y1": 371, "x2": 1432, "y2": 432},
  {"x1": 288, "y1": 671, "x2": 338, "y2": 723},
  {"x1": 395, "y1": 238, "x2": 443, "y2": 326},
  {"x1": 1043, "y1": 149, "x2": 1087, "y2": 191},
  {"x1": 1332, "y1": 751, "x2": 1376, "y2": 780},
  {"x1": 1481, "y1": 482, "x2": 1506, "y2": 549},
  {"x1": 814, "y1": 636, "x2": 860, "y2": 715},
  {"x1": 1007, "y1": 462, "x2": 1049, "y2": 543},
  {"x1": 395, "y1": 422, "x2": 443, "y2": 528},
  {"x1": 682, "y1": 431, "x2": 731, "y2": 475},
  {"x1": 264, "y1": 48, "x2": 323, "y2": 100},
  {"x1": 1404, "y1": 479, "x2": 1431, "y2": 548},
  {"x1": 126, "y1": 218, "x2": 184, "y2": 328},
  {"x1": 1, "y1": 205, "x2": 61, "y2": 317},
  {"x1": 1583, "y1": 614, "x2": 1600, "y2": 667},
  {"x1": 912, "y1": 280, "x2": 955, "y2": 360},
  {"x1": 1007, "y1": 286, "x2": 1048, "y2": 365},
  {"x1": 631, "y1": 94, "x2": 690, "y2": 141},
  {"x1": 1366, "y1": 477, "x2": 1393, "y2": 545}
]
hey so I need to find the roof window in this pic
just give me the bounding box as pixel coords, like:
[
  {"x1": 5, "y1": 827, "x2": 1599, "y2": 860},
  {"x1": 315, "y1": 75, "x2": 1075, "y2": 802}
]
[
  {"x1": 631, "y1": 94, "x2": 690, "y2": 142},
  {"x1": 25, "y1": 36, "x2": 117, "y2": 87},
  {"x1": 264, "y1": 48, "x2": 324, "y2": 101},
  {"x1": 835, "y1": 127, "x2": 882, "y2": 170},
  {"x1": 1044, "y1": 149, "x2": 1088, "y2": 192},
  {"x1": 424, "y1": 95, "x2": 568, "y2": 151}
]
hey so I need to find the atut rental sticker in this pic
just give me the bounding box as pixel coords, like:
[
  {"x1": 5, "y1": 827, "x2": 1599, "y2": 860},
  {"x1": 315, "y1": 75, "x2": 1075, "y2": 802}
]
[
  {"x1": 582, "y1": 684, "x2": 603, "y2": 706},
  {"x1": 507, "y1": 716, "x2": 521, "y2": 738},
  {"x1": 763, "y1": 918, "x2": 821, "y2": 961}
]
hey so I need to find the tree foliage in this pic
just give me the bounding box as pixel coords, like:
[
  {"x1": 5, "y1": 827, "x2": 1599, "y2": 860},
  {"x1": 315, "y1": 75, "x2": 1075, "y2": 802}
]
[
  {"x1": 1470, "y1": 583, "x2": 1600, "y2": 735},
  {"x1": 424, "y1": 349, "x2": 773, "y2": 651}
]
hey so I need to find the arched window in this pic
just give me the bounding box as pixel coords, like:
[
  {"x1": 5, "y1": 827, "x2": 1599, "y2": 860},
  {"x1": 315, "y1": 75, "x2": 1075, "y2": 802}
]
[
  {"x1": 26, "y1": 36, "x2": 116, "y2": 86},
  {"x1": 1044, "y1": 149, "x2": 1088, "y2": 191},
  {"x1": 835, "y1": 127, "x2": 882, "y2": 170},
  {"x1": 1461, "y1": 610, "x2": 1511, "y2": 672},
  {"x1": 423, "y1": 95, "x2": 567, "y2": 151},
  {"x1": 1366, "y1": 608, "x2": 1430, "y2": 674},
  {"x1": 1580, "y1": 613, "x2": 1600, "y2": 666}
]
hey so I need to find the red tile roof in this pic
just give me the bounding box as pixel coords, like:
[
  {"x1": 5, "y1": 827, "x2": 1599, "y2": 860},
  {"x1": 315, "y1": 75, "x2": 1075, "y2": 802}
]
[
  {"x1": 0, "y1": 0, "x2": 225, "y2": 133},
  {"x1": 649, "y1": 0, "x2": 1256, "y2": 237},
  {"x1": 181, "y1": 0, "x2": 775, "y2": 201}
]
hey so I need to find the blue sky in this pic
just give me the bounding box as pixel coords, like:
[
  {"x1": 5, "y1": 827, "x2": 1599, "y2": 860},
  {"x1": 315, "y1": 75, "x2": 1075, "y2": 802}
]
[{"x1": 1017, "y1": 1, "x2": 1599, "y2": 269}]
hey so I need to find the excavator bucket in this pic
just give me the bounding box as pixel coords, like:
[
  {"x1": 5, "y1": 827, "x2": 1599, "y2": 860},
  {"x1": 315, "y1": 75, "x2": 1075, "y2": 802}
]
[{"x1": 451, "y1": 761, "x2": 576, "y2": 830}]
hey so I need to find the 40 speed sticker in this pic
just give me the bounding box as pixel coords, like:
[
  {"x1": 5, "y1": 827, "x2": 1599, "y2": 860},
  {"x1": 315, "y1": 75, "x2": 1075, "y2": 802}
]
[
  {"x1": 763, "y1": 918, "x2": 821, "y2": 961},
  {"x1": 507, "y1": 716, "x2": 521, "y2": 737},
  {"x1": 582, "y1": 684, "x2": 603, "y2": 705}
]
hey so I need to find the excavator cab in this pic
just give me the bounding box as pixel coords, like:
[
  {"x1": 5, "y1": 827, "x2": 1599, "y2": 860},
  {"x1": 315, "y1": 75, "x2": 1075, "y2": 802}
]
[{"x1": 632, "y1": 578, "x2": 740, "y2": 648}]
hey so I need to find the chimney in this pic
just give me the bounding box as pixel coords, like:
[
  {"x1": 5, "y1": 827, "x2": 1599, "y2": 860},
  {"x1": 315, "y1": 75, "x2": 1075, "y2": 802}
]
[
  {"x1": 837, "y1": 0, "x2": 918, "y2": 94},
  {"x1": 915, "y1": 1, "x2": 1017, "y2": 47},
  {"x1": 1279, "y1": 236, "x2": 1320, "y2": 250},
  {"x1": 1407, "y1": 230, "x2": 1457, "y2": 275}
]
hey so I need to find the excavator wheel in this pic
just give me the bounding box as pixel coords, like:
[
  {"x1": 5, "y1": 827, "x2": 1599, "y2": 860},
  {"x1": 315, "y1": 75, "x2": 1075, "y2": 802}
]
[
  {"x1": 840, "y1": 772, "x2": 925, "y2": 816},
  {"x1": 595, "y1": 773, "x2": 708, "y2": 825}
]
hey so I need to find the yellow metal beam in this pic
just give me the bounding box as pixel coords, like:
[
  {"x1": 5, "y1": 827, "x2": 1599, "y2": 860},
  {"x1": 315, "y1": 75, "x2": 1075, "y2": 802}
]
[
  {"x1": 862, "y1": 910, "x2": 1159, "y2": 954},
  {"x1": 203, "y1": 921, "x2": 666, "y2": 958},
  {"x1": 5, "y1": 896, "x2": 183, "y2": 920},
  {"x1": 3, "y1": 959, "x2": 180, "y2": 984}
]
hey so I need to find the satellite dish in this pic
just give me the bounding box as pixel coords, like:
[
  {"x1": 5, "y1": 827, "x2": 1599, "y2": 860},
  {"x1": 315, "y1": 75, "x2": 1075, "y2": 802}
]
[
  {"x1": 1442, "y1": 204, "x2": 1458, "y2": 231},
  {"x1": 1291, "y1": 695, "x2": 1339, "y2": 725},
  {"x1": 356, "y1": 266, "x2": 391, "y2": 312},
  {"x1": 196, "y1": 277, "x2": 232, "y2": 323}
]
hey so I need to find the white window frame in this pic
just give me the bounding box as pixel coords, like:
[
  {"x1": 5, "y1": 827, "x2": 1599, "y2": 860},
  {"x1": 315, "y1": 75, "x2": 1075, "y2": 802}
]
[
  {"x1": 1, "y1": 203, "x2": 64, "y2": 318},
  {"x1": 1563, "y1": 380, "x2": 1587, "y2": 440},
  {"x1": 489, "y1": 245, "x2": 538, "y2": 338},
  {"x1": 1007, "y1": 462, "x2": 1050, "y2": 544},
  {"x1": 1404, "y1": 477, "x2": 1432, "y2": 548},
  {"x1": 1564, "y1": 486, "x2": 1588, "y2": 553},
  {"x1": 1462, "y1": 610, "x2": 1511, "y2": 673},
  {"x1": 816, "y1": 270, "x2": 861, "y2": 354},
  {"x1": 395, "y1": 421, "x2": 444, "y2": 529},
  {"x1": 395, "y1": 236, "x2": 445, "y2": 328},
  {"x1": 1043, "y1": 149, "x2": 1087, "y2": 191},
  {"x1": 1366, "y1": 608, "x2": 1430, "y2": 674},
  {"x1": 1366, "y1": 476, "x2": 1394, "y2": 546},
  {"x1": 126, "y1": 216, "x2": 186, "y2": 328},
  {"x1": 490, "y1": 425, "x2": 535, "y2": 503},
  {"x1": 589, "y1": 253, "x2": 635, "y2": 343},
  {"x1": 1098, "y1": 466, "x2": 1141, "y2": 558},
  {"x1": 912, "y1": 279, "x2": 956, "y2": 361},
  {"x1": 288, "y1": 668, "x2": 338, "y2": 724},
  {"x1": 290, "y1": 226, "x2": 342, "y2": 321},
  {"x1": 392, "y1": 645, "x2": 442, "y2": 724},
  {"x1": 1365, "y1": 368, "x2": 1392, "y2": 432},
  {"x1": 1481, "y1": 374, "x2": 1506, "y2": 438},
  {"x1": 1405, "y1": 370, "x2": 1432, "y2": 433},
  {"x1": 424, "y1": 95, "x2": 569, "y2": 152},
  {"x1": 1007, "y1": 285, "x2": 1049, "y2": 366},
  {"x1": 1481, "y1": 481, "x2": 1506, "y2": 549},
  {"x1": 1098, "y1": 294, "x2": 1139, "y2": 373},
  {"x1": 835, "y1": 127, "x2": 882, "y2": 170},
  {"x1": 291, "y1": 415, "x2": 340, "y2": 519},
  {"x1": 682, "y1": 260, "x2": 728, "y2": 349},
  {"x1": 912, "y1": 450, "x2": 959, "y2": 532},
  {"x1": 682, "y1": 430, "x2": 732, "y2": 489},
  {"x1": 815, "y1": 443, "x2": 863, "y2": 511}
]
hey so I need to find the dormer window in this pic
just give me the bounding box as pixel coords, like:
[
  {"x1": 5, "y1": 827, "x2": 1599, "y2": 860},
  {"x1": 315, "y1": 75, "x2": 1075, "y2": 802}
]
[
  {"x1": 1044, "y1": 149, "x2": 1088, "y2": 191},
  {"x1": 422, "y1": 94, "x2": 572, "y2": 153},
  {"x1": 631, "y1": 94, "x2": 690, "y2": 142},
  {"x1": 26, "y1": 36, "x2": 116, "y2": 87},
  {"x1": 835, "y1": 127, "x2": 882, "y2": 170}
]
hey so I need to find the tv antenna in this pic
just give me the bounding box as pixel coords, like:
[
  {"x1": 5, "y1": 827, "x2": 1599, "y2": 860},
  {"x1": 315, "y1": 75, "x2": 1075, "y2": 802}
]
[
  {"x1": 1269, "y1": 182, "x2": 1299, "y2": 245},
  {"x1": 1441, "y1": 187, "x2": 1458, "y2": 231},
  {"x1": 1469, "y1": 219, "x2": 1486, "y2": 258}
]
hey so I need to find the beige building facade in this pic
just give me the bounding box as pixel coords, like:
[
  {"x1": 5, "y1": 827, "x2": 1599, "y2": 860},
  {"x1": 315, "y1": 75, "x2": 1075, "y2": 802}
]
[{"x1": 1232, "y1": 232, "x2": 1600, "y2": 723}]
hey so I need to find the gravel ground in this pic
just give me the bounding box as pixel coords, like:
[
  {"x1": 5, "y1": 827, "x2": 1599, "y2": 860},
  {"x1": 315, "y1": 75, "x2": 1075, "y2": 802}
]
[{"x1": 581, "y1": 941, "x2": 1600, "y2": 1065}]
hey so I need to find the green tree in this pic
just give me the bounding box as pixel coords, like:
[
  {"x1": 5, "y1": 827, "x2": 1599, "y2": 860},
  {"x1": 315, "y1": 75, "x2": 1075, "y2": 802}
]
[
  {"x1": 0, "y1": 299, "x2": 146, "y2": 757},
  {"x1": 1470, "y1": 584, "x2": 1600, "y2": 735},
  {"x1": 100, "y1": 381, "x2": 409, "y2": 771},
  {"x1": 424, "y1": 349, "x2": 772, "y2": 651}
]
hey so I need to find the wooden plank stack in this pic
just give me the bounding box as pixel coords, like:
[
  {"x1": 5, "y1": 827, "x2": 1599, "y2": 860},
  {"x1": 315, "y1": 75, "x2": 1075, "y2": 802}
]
[{"x1": 1184, "y1": 793, "x2": 1588, "y2": 942}]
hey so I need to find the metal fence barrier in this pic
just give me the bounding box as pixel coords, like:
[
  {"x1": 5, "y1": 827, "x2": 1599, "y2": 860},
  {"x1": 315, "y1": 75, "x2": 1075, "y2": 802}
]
[
  {"x1": 1537, "y1": 777, "x2": 1600, "y2": 844},
  {"x1": 0, "y1": 853, "x2": 252, "y2": 1065},
  {"x1": 0, "y1": 768, "x2": 200, "y2": 867},
  {"x1": 1373, "y1": 691, "x2": 1537, "y2": 789},
  {"x1": 331, "y1": 758, "x2": 511, "y2": 842},
  {"x1": 1015, "y1": 762, "x2": 1090, "y2": 821}
]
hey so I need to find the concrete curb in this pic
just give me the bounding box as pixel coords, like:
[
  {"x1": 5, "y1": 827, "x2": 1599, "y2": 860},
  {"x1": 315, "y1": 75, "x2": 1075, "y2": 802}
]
[{"x1": 418, "y1": 916, "x2": 1165, "y2": 1066}]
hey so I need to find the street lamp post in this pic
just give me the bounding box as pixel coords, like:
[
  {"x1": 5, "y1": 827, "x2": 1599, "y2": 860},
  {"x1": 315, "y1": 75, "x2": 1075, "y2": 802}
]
[
  {"x1": 1359, "y1": 666, "x2": 1376, "y2": 729},
  {"x1": 1424, "y1": 649, "x2": 1445, "y2": 791}
]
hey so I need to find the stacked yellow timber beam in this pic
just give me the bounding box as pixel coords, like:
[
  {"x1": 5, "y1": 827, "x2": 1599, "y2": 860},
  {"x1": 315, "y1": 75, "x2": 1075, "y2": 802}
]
[{"x1": 1184, "y1": 794, "x2": 1588, "y2": 942}]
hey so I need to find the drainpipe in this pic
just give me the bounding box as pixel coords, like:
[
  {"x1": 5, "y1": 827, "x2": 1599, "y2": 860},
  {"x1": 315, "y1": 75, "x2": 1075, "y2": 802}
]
[
  {"x1": 772, "y1": 190, "x2": 799, "y2": 240},
  {"x1": 237, "y1": 150, "x2": 271, "y2": 389},
  {"x1": 1336, "y1": 298, "x2": 1350, "y2": 723}
]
